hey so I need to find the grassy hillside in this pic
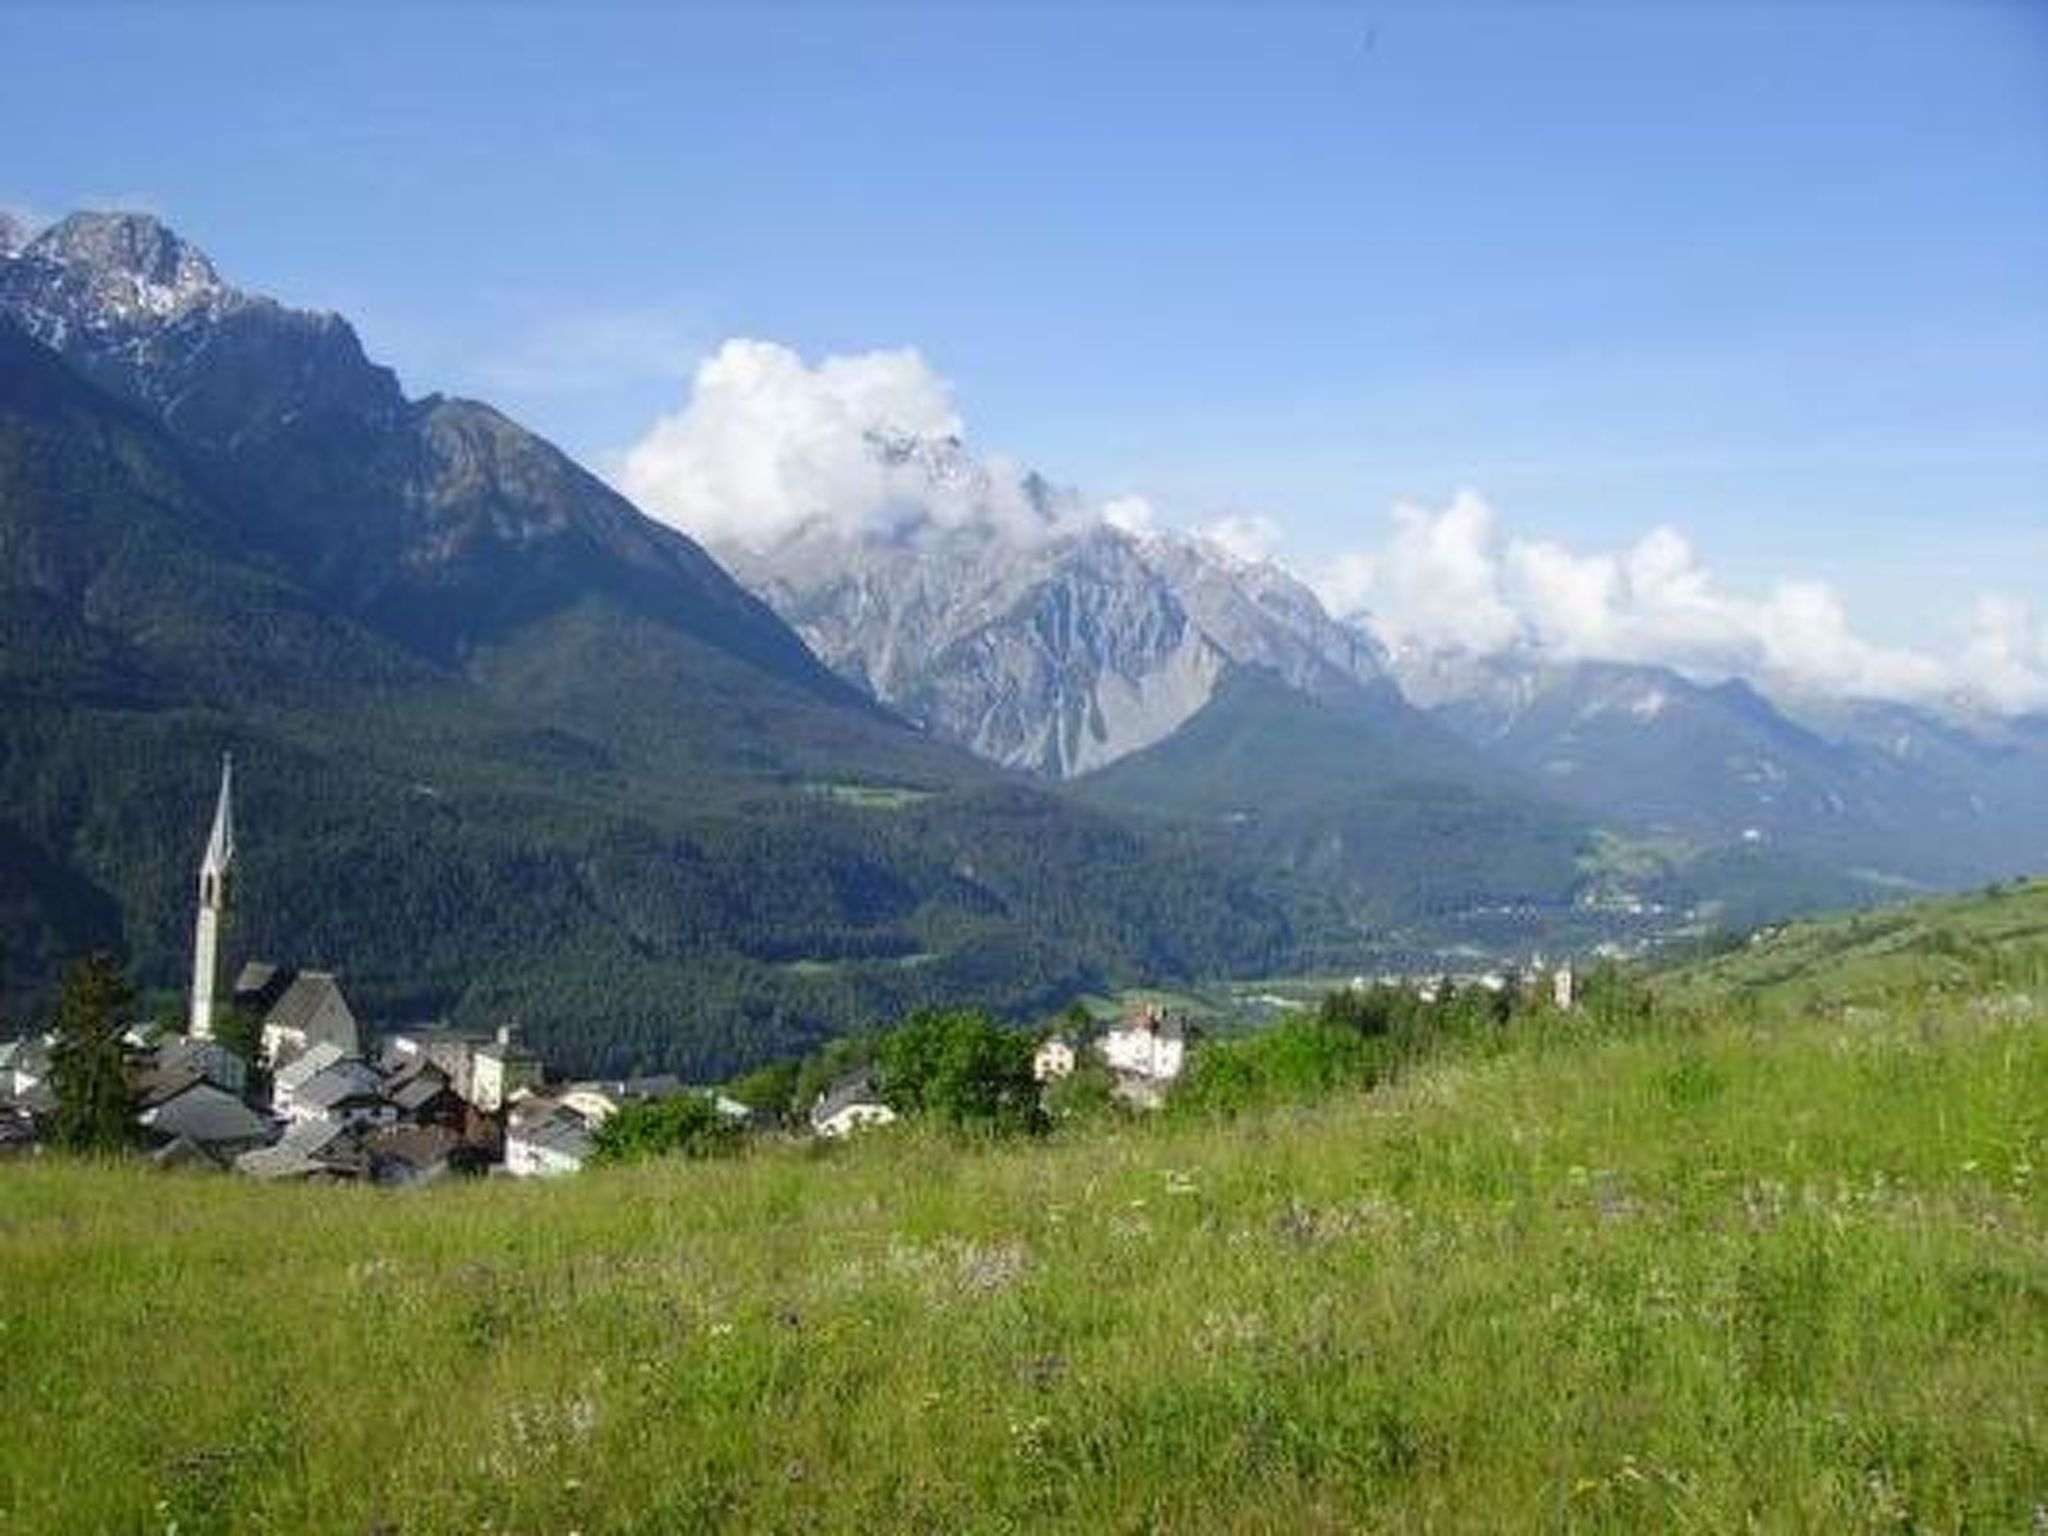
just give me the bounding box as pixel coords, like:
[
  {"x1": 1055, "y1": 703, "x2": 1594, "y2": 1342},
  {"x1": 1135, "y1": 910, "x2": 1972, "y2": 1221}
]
[
  {"x1": 1657, "y1": 874, "x2": 2048, "y2": 1014},
  {"x1": 3, "y1": 990, "x2": 2041, "y2": 1530}
]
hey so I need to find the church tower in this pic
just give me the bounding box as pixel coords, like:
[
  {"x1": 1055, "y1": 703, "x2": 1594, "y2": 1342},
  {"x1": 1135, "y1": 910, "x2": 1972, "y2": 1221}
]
[{"x1": 189, "y1": 754, "x2": 236, "y2": 1040}]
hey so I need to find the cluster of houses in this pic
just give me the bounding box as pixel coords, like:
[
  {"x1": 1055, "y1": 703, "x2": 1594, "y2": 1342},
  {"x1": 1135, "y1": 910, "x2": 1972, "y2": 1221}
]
[
  {"x1": 0, "y1": 759, "x2": 754, "y2": 1182},
  {"x1": 0, "y1": 758, "x2": 1588, "y2": 1175},
  {"x1": 0, "y1": 959, "x2": 750, "y2": 1182},
  {"x1": 797, "y1": 1002, "x2": 1195, "y2": 1139}
]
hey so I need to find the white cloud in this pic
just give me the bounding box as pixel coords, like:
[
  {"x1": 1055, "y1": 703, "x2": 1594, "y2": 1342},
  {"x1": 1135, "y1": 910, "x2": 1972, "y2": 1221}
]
[
  {"x1": 620, "y1": 339, "x2": 972, "y2": 548},
  {"x1": 1193, "y1": 512, "x2": 1284, "y2": 566},
  {"x1": 1360, "y1": 492, "x2": 1522, "y2": 654},
  {"x1": 1101, "y1": 494, "x2": 1159, "y2": 536},
  {"x1": 618, "y1": 338, "x2": 1098, "y2": 550},
  {"x1": 615, "y1": 338, "x2": 2047, "y2": 715},
  {"x1": 1961, "y1": 596, "x2": 2048, "y2": 713},
  {"x1": 1317, "y1": 491, "x2": 2048, "y2": 713}
]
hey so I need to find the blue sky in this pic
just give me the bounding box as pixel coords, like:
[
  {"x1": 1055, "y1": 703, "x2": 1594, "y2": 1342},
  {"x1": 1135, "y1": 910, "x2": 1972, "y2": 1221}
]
[{"x1": 5, "y1": 1, "x2": 2046, "y2": 666}]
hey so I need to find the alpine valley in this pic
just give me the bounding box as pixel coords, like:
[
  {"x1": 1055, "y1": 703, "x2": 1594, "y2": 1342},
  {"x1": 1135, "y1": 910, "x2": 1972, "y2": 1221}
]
[{"x1": 5, "y1": 212, "x2": 2045, "y2": 1074}]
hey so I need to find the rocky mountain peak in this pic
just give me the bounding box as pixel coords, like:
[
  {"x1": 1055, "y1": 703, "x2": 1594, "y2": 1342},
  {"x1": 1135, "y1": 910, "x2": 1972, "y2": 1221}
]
[{"x1": 23, "y1": 210, "x2": 229, "y2": 322}]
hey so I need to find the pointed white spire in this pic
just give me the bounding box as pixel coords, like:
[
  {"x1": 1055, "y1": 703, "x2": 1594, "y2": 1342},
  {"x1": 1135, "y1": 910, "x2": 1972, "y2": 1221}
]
[
  {"x1": 202, "y1": 753, "x2": 235, "y2": 879},
  {"x1": 191, "y1": 753, "x2": 236, "y2": 1040}
]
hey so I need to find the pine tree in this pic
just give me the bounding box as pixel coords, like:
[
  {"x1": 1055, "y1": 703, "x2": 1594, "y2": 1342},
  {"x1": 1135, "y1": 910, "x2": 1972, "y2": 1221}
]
[{"x1": 48, "y1": 953, "x2": 139, "y2": 1154}]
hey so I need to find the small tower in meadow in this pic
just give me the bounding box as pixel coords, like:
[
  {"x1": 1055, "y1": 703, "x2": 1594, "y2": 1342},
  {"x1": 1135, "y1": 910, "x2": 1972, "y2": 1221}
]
[{"x1": 189, "y1": 754, "x2": 236, "y2": 1040}]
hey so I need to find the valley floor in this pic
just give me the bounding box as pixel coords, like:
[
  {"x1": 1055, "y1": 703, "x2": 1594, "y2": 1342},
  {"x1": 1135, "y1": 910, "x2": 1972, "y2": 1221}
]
[{"x1": 1, "y1": 998, "x2": 2042, "y2": 1532}]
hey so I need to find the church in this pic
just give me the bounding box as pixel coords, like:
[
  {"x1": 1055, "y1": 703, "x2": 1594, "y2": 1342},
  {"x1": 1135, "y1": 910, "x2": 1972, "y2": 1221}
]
[{"x1": 185, "y1": 754, "x2": 362, "y2": 1068}]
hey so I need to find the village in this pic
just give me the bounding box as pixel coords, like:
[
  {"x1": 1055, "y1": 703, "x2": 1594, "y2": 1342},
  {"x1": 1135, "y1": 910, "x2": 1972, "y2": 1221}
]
[{"x1": 0, "y1": 759, "x2": 1238, "y2": 1181}]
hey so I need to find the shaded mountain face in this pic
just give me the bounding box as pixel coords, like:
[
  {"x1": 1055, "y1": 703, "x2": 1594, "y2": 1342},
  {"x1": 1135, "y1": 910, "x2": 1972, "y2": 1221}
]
[
  {"x1": 1, "y1": 212, "x2": 862, "y2": 719},
  {"x1": 1388, "y1": 648, "x2": 2048, "y2": 887},
  {"x1": 0, "y1": 218, "x2": 1332, "y2": 1070},
  {"x1": 1074, "y1": 667, "x2": 1592, "y2": 925},
  {"x1": 726, "y1": 462, "x2": 1386, "y2": 779}
]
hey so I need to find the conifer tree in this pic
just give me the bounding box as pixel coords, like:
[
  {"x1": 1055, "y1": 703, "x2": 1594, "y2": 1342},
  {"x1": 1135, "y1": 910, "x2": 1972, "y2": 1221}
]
[{"x1": 48, "y1": 953, "x2": 138, "y2": 1153}]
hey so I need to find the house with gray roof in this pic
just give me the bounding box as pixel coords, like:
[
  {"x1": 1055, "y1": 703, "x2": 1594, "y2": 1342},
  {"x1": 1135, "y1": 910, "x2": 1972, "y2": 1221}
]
[
  {"x1": 137, "y1": 1036, "x2": 249, "y2": 1109},
  {"x1": 138, "y1": 1081, "x2": 275, "y2": 1165},
  {"x1": 288, "y1": 1059, "x2": 392, "y2": 1128},
  {"x1": 271, "y1": 1040, "x2": 348, "y2": 1114},
  {"x1": 364, "y1": 1124, "x2": 473, "y2": 1187},
  {"x1": 235, "y1": 1117, "x2": 367, "y2": 1182},
  {"x1": 381, "y1": 1060, "x2": 464, "y2": 1126},
  {"x1": 503, "y1": 1097, "x2": 598, "y2": 1178},
  {"x1": 246, "y1": 967, "x2": 361, "y2": 1070},
  {"x1": 810, "y1": 1072, "x2": 897, "y2": 1139}
]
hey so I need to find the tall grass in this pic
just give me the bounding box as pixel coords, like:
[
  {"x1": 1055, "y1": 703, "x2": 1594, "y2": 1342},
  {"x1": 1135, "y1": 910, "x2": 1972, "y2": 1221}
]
[{"x1": 1, "y1": 1000, "x2": 2041, "y2": 1533}]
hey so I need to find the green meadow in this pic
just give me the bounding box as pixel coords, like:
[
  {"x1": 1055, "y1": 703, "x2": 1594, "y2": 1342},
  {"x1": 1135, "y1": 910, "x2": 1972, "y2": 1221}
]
[{"x1": 2, "y1": 892, "x2": 2045, "y2": 1532}]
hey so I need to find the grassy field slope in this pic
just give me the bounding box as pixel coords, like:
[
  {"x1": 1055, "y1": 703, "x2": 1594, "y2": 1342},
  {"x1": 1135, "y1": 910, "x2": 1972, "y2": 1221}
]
[
  {"x1": 1658, "y1": 874, "x2": 2048, "y2": 1014},
  {"x1": 3, "y1": 990, "x2": 2042, "y2": 1532}
]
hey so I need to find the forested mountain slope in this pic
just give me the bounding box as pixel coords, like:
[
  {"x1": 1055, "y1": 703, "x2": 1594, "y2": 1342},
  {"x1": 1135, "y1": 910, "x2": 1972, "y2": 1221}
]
[{"x1": 0, "y1": 223, "x2": 1334, "y2": 1072}]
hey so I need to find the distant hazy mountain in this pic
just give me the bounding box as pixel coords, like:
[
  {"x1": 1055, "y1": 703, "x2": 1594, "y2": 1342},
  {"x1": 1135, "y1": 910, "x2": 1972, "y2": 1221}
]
[
  {"x1": 725, "y1": 449, "x2": 1384, "y2": 779},
  {"x1": 0, "y1": 214, "x2": 1325, "y2": 1069},
  {"x1": 1385, "y1": 646, "x2": 2048, "y2": 887}
]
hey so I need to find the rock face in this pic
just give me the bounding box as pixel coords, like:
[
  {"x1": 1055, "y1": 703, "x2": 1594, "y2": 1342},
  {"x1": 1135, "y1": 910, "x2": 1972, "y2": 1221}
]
[{"x1": 727, "y1": 457, "x2": 1387, "y2": 779}]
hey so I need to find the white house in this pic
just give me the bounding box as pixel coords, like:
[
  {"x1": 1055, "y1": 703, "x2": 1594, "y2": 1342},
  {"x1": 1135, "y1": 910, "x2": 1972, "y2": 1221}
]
[
  {"x1": 289, "y1": 1060, "x2": 395, "y2": 1128},
  {"x1": 469, "y1": 1026, "x2": 544, "y2": 1113},
  {"x1": 810, "y1": 1073, "x2": 897, "y2": 1138},
  {"x1": 271, "y1": 1041, "x2": 389, "y2": 1125},
  {"x1": 504, "y1": 1098, "x2": 597, "y2": 1178},
  {"x1": 1098, "y1": 1005, "x2": 1188, "y2": 1083},
  {"x1": 242, "y1": 967, "x2": 362, "y2": 1070},
  {"x1": 1033, "y1": 1036, "x2": 1077, "y2": 1083}
]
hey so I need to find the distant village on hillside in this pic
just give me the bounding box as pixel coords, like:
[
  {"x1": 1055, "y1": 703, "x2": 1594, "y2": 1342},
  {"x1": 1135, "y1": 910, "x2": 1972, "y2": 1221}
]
[{"x1": 0, "y1": 759, "x2": 1581, "y2": 1181}]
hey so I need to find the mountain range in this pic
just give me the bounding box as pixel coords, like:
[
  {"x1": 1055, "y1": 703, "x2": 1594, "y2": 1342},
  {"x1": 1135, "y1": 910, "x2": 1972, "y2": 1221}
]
[
  {"x1": 0, "y1": 212, "x2": 1322, "y2": 1073},
  {"x1": 716, "y1": 409, "x2": 2048, "y2": 915},
  {"x1": 4, "y1": 210, "x2": 2043, "y2": 1073}
]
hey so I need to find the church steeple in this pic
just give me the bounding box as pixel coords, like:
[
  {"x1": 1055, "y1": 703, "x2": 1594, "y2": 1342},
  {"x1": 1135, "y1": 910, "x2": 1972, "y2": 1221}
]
[{"x1": 190, "y1": 754, "x2": 235, "y2": 1039}]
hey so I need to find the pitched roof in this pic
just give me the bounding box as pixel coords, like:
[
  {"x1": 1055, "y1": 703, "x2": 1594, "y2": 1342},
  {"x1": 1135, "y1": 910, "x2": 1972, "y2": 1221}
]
[
  {"x1": 384, "y1": 1065, "x2": 455, "y2": 1113},
  {"x1": 261, "y1": 972, "x2": 359, "y2": 1051},
  {"x1": 136, "y1": 1060, "x2": 207, "y2": 1109},
  {"x1": 364, "y1": 1123, "x2": 462, "y2": 1173},
  {"x1": 150, "y1": 1135, "x2": 233, "y2": 1172},
  {"x1": 140, "y1": 1082, "x2": 274, "y2": 1147},
  {"x1": 136, "y1": 1038, "x2": 245, "y2": 1106},
  {"x1": 510, "y1": 1105, "x2": 595, "y2": 1161},
  {"x1": 291, "y1": 1061, "x2": 384, "y2": 1112},
  {"x1": 274, "y1": 1040, "x2": 350, "y2": 1094},
  {"x1": 235, "y1": 1118, "x2": 365, "y2": 1180},
  {"x1": 233, "y1": 961, "x2": 289, "y2": 1012},
  {"x1": 811, "y1": 1071, "x2": 888, "y2": 1129}
]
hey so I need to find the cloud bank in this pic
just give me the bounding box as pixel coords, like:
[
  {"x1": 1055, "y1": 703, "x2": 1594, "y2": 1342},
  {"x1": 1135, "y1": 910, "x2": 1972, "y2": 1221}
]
[
  {"x1": 616, "y1": 336, "x2": 2046, "y2": 715},
  {"x1": 1315, "y1": 491, "x2": 2048, "y2": 713}
]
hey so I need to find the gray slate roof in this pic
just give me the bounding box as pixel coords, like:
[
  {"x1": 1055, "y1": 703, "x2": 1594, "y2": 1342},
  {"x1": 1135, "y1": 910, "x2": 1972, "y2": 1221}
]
[
  {"x1": 235, "y1": 1118, "x2": 365, "y2": 1180},
  {"x1": 292, "y1": 1061, "x2": 384, "y2": 1113},
  {"x1": 811, "y1": 1072, "x2": 888, "y2": 1129},
  {"x1": 262, "y1": 971, "x2": 360, "y2": 1053},
  {"x1": 511, "y1": 1105, "x2": 595, "y2": 1161},
  {"x1": 141, "y1": 1082, "x2": 274, "y2": 1147},
  {"x1": 385, "y1": 1064, "x2": 455, "y2": 1113}
]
